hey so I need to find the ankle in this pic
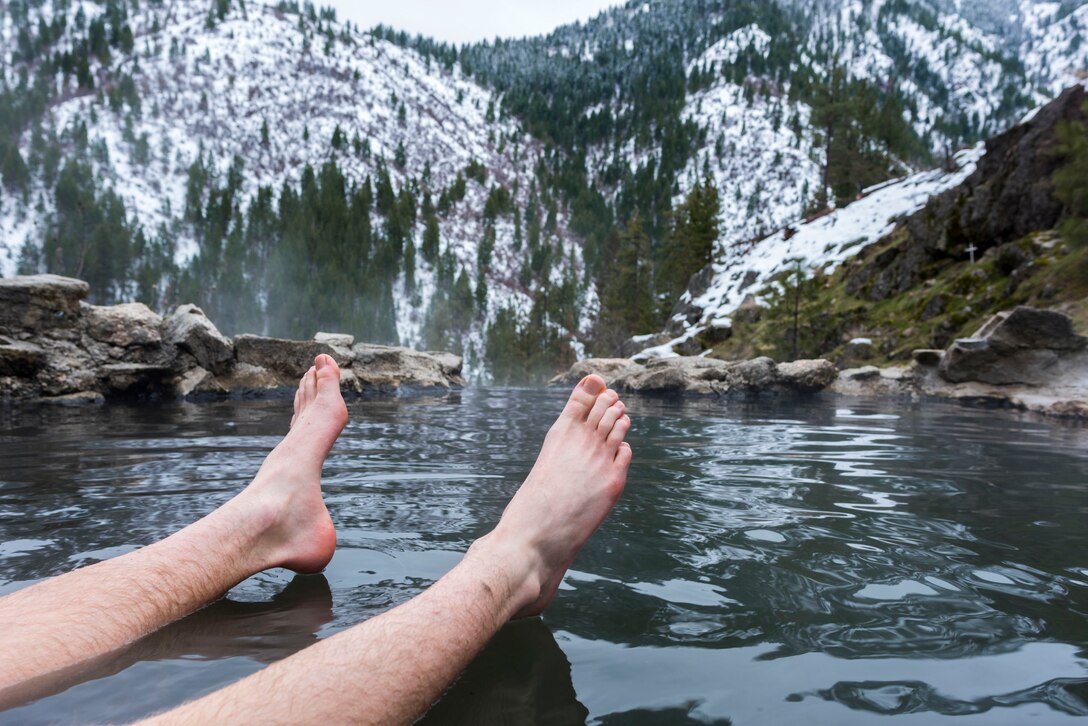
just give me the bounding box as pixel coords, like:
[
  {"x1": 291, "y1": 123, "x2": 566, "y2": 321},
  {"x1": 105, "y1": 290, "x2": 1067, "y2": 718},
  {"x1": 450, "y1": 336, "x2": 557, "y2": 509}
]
[{"x1": 465, "y1": 529, "x2": 544, "y2": 616}]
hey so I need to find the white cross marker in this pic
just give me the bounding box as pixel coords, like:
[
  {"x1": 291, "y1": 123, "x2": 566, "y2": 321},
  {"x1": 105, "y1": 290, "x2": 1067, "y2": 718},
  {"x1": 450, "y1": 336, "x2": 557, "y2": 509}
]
[{"x1": 966, "y1": 244, "x2": 978, "y2": 264}]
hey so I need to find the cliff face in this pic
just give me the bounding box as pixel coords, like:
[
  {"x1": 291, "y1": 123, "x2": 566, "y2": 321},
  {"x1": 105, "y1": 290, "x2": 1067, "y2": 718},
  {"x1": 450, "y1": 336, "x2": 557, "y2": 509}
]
[{"x1": 846, "y1": 86, "x2": 1087, "y2": 303}]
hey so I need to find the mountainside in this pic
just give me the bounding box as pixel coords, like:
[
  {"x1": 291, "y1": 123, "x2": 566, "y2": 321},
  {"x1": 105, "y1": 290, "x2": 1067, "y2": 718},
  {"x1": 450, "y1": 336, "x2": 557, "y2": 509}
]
[
  {"x1": 1, "y1": 0, "x2": 588, "y2": 379},
  {"x1": 644, "y1": 85, "x2": 1088, "y2": 367},
  {"x1": 2, "y1": 0, "x2": 1087, "y2": 381}
]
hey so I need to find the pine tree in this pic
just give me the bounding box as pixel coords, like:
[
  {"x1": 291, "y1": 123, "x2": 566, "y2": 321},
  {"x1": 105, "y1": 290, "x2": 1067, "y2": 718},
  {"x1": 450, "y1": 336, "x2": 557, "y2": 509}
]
[
  {"x1": 1054, "y1": 104, "x2": 1088, "y2": 247},
  {"x1": 594, "y1": 214, "x2": 657, "y2": 354}
]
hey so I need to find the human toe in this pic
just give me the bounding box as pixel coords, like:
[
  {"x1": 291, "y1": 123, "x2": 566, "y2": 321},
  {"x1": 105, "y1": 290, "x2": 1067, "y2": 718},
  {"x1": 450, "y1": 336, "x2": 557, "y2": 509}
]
[
  {"x1": 561, "y1": 375, "x2": 606, "y2": 420},
  {"x1": 587, "y1": 389, "x2": 619, "y2": 427},
  {"x1": 606, "y1": 415, "x2": 631, "y2": 448},
  {"x1": 597, "y1": 400, "x2": 625, "y2": 436}
]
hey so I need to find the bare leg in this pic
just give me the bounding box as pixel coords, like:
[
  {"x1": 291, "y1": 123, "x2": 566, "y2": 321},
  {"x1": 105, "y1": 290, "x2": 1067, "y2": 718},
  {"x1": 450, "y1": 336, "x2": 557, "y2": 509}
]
[
  {"x1": 0, "y1": 354, "x2": 347, "y2": 697},
  {"x1": 145, "y1": 375, "x2": 632, "y2": 726}
]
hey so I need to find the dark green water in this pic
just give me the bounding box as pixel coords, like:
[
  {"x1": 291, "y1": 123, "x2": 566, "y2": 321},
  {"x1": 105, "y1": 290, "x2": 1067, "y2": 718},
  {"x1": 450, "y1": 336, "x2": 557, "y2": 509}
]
[{"x1": 1, "y1": 390, "x2": 1087, "y2": 724}]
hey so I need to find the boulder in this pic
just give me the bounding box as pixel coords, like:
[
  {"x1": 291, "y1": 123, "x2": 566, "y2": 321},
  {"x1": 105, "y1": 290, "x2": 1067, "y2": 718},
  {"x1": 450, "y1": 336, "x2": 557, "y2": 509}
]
[
  {"x1": 0, "y1": 274, "x2": 88, "y2": 334},
  {"x1": 940, "y1": 307, "x2": 1087, "y2": 385},
  {"x1": 602, "y1": 356, "x2": 837, "y2": 396},
  {"x1": 83, "y1": 303, "x2": 163, "y2": 348},
  {"x1": 778, "y1": 359, "x2": 839, "y2": 392},
  {"x1": 313, "y1": 332, "x2": 355, "y2": 348},
  {"x1": 548, "y1": 358, "x2": 640, "y2": 387},
  {"x1": 217, "y1": 362, "x2": 284, "y2": 393},
  {"x1": 234, "y1": 334, "x2": 353, "y2": 380},
  {"x1": 352, "y1": 344, "x2": 464, "y2": 390},
  {"x1": 164, "y1": 305, "x2": 235, "y2": 374}
]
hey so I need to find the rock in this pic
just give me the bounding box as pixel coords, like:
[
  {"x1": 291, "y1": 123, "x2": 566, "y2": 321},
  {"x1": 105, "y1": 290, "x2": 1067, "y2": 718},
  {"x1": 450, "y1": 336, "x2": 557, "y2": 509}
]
[
  {"x1": 0, "y1": 274, "x2": 88, "y2": 334},
  {"x1": 234, "y1": 334, "x2": 353, "y2": 380},
  {"x1": 96, "y1": 363, "x2": 174, "y2": 393},
  {"x1": 164, "y1": 305, "x2": 235, "y2": 375},
  {"x1": 83, "y1": 303, "x2": 163, "y2": 348},
  {"x1": 844, "y1": 338, "x2": 873, "y2": 359},
  {"x1": 217, "y1": 362, "x2": 284, "y2": 392},
  {"x1": 0, "y1": 339, "x2": 46, "y2": 376},
  {"x1": 39, "y1": 391, "x2": 105, "y2": 406},
  {"x1": 602, "y1": 355, "x2": 837, "y2": 396},
  {"x1": 173, "y1": 366, "x2": 226, "y2": 398},
  {"x1": 940, "y1": 307, "x2": 1087, "y2": 385},
  {"x1": 841, "y1": 366, "x2": 881, "y2": 381},
  {"x1": 313, "y1": 332, "x2": 355, "y2": 348},
  {"x1": 778, "y1": 359, "x2": 839, "y2": 392},
  {"x1": 1047, "y1": 400, "x2": 1088, "y2": 419},
  {"x1": 722, "y1": 357, "x2": 780, "y2": 390},
  {"x1": 352, "y1": 344, "x2": 464, "y2": 391},
  {"x1": 912, "y1": 349, "x2": 944, "y2": 367},
  {"x1": 978, "y1": 307, "x2": 1086, "y2": 353},
  {"x1": 548, "y1": 358, "x2": 638, "y2": 387}
]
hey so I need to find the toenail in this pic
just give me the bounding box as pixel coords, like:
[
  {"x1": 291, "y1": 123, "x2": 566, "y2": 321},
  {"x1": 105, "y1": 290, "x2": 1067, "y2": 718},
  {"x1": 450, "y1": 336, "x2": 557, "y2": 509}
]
[
  {"x1": 580, "y1": 376, "x2": 605, "y2": 394},
  {"x1": 316, "y1": 355, "x2": 327, "y2": 371}
]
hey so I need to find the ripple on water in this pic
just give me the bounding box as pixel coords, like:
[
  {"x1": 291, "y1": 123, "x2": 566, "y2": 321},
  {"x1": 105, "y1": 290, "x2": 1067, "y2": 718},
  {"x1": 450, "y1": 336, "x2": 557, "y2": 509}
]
[{"x1": 1, "y1": 392, "x2": 1087, "y2": 724}]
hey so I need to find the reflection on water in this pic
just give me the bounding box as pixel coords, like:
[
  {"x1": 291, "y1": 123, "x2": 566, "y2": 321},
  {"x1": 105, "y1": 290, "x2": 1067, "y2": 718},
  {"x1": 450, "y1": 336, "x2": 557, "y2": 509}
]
[{"x1": 1, "y1": 391, "x2": 1087, "y2": 724}]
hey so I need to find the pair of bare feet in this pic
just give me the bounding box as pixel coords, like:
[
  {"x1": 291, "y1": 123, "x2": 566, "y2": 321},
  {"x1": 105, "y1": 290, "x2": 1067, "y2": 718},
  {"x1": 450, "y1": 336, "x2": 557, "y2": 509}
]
[{"x1": 237, "y1": 353, "x2": 632, "y2": 618}]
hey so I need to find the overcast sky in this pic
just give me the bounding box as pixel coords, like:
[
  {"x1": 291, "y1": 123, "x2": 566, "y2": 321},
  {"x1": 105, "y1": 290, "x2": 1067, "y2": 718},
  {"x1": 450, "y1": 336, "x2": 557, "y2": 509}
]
[{"x1": 324, "y1": 0, "x2": 623, "y2": 45}]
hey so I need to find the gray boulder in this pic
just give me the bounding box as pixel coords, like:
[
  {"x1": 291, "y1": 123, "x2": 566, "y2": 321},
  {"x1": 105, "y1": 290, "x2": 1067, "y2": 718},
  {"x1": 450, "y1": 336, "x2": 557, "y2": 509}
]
[
  {"x1": 352, "y1": 344, "x2": 464, "y2": 390},
  {"x1": 83, "y1": 303, "x2": 163, "y2": 348},
  {"x1": 164, "y1": 305, "x2": 235, "y2": 374},
  {"x1": 234, "y1": 334, "x2": 353, "y2": 381},
  {"x1": 778, "y1": 359, "x2": 840, "y2": 392},
  {"x1": 600, "y1": 355, "x2": 838, "y2": 396},
  {"x1": 940, "y1": 307, "x2": 1087, "y2": 385},
  {"x1": 548, "y1": 358, "x2": 640, "y2": 387},
  {"x1": 0, "y1": 274, "x2": 88, "y2": 334}
]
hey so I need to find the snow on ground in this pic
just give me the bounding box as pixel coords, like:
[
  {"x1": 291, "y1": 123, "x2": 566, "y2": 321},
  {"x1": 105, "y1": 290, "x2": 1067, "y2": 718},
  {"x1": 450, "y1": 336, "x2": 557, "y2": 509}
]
[
  {"x1": 0, "y1": 1, "x2": 588, "y2": 375},
  {"x1": 634, "y1": 144, "x2": 984, "y2": 361}
]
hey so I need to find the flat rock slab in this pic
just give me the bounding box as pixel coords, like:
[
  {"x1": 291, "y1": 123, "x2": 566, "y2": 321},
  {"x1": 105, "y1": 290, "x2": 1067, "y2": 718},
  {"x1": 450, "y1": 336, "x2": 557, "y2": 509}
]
[
  {"x1": 0, "y1": 275, "x2": 88, "y2": 333},
  {"x1": 234, "y1": 335, "x2": 354, "y2": 379},
  {"x1": 551, "y1": 356, "x2": 837, "y2": 396},
  {"x1": 353, "y1": 344, "x2": 465, "y2": 390}
]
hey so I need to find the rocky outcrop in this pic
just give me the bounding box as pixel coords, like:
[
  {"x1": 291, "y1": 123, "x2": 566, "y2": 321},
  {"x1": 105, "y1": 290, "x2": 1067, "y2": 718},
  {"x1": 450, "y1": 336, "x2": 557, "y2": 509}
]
[
  {"x1": 939, "y1": 307, "x2": 1087, "y2": 385},
  {"x1": 550, "y1": 355, "x2": 837, "y2": 397},
  {"x1": 845, "y1": 85, "x2": 1086, "y2": 302},
  {"x1": 833, "y1": 307, "x2": 1088, "y2": 419},
  {"x1": 0, "y1": 274, "x2": 464, "y2": 404}
]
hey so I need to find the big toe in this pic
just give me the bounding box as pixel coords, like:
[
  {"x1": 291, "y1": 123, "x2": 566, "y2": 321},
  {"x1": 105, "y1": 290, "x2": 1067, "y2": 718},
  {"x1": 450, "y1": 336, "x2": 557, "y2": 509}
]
[
  {"x1": 561, "y1": 375, "x2": 607, "y2": 420},
  {"x1": 314, "y1": 354, "x2": 341, "y2": 392}
]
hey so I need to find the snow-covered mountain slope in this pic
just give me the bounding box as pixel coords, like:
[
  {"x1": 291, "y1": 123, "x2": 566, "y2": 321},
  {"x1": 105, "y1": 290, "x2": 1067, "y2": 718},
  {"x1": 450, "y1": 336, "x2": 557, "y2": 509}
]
[
  {"x1": 0, "y1": 1, "x2": 587, "y2": 364},
  {"x1": 635, "y1": 144, "x2": 984, "y2": 360}
]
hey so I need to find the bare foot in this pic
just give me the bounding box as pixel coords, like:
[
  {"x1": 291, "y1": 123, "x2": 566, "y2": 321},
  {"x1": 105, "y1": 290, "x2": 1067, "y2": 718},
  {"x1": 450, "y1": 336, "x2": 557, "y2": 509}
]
[
  {"x1": 476, "y1": 375, "x2": 632, "y2": 618},
  {"x1": 234, "y1": 354, "x2": 346, "y2": 574}
]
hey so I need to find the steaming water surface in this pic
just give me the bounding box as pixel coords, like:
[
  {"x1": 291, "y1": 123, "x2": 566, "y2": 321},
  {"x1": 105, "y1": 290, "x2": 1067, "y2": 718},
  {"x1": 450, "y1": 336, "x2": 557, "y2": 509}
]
[{"x1": 1, "y1": 390, "x2": 1087, "y2": 724}]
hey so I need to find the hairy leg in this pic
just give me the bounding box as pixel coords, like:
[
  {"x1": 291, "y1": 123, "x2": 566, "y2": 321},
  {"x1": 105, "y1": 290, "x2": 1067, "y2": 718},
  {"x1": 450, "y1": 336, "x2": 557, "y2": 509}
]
[
  {"x1": 0, "y1": 355, "x2": 346, "y2": 698},
  {"x1": 146, "y1": 375, "x2": 632, "y2": 726}
]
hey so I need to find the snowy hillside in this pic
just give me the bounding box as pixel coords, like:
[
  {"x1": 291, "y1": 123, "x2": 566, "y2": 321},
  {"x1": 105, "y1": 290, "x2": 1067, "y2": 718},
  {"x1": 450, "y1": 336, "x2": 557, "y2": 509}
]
[
  {"x1": 0, "y1": 0, "x2": 587, "y2": 372},
  {"x1": 635, "y1": 145, "x2": 984, "y2": 360}
]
